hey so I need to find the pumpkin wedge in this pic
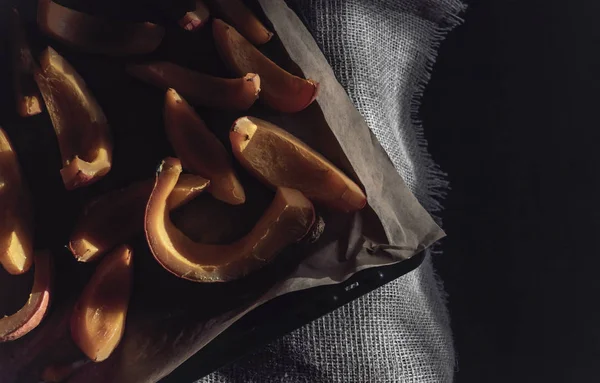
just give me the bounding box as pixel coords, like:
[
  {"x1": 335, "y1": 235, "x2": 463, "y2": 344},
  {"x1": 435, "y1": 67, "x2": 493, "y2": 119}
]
[
  {"x1": 165, "y1": 89, "x2": 245, "y2": 205},
  {"x1": 128, "y1": 62, "x2": 260, "y2": 110},
  {"x1": 70, "y1": 245, "x2": 133, "y2": 362},
  {"x1": 205, "y1": 0, "x2": 273, "y2": 45},
  {"x1": 0, "y1": 252, "x2": 52, "y2": 342},
  {"x1": 0, "y1": 128, "x2": 34, "y2": 275},
  {"x1": 145, "y1": 158, "x2": 314, "y2": 282},
  {"x1": 230, "y1": 117, "x2": 367, "y2": 212},
  {"x1": 11, "y1": 9, "x2": 43, "y2": 117},
  {"x1": 36, "y1": 47, "x2": 113, "y2": 190},
  {"x1": 69, "y1": 175, "x2": 209, "y2": 263},
  {"x1": 179, "y1": 0, "x2": 211, "y2": 31},
  {"x1": 38, "y1": 0, "x2": 164, "y2": 55},
  {"x1": 212, "y1": 19, "x2": 318, "y2": 113}
]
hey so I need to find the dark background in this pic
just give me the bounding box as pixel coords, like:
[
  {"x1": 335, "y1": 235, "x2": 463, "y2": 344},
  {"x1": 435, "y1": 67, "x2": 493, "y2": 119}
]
[{"x1": 422, "y1": 0, "x2": 600, "y2": 381}]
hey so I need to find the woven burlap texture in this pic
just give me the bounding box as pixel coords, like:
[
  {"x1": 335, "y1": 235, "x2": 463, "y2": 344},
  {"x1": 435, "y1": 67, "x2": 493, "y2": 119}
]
[{"x1": 201, "y1": 0, "x2": 464, "y2": 382}]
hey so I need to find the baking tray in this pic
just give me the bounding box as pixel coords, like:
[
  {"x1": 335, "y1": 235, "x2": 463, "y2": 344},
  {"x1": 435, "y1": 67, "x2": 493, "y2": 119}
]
[
  {"x1": 0, "y1": 0, "x2": 439, "y2": 381},
  {"x1": 162, "y1": 252, "x2": 425, "y2": 381}
]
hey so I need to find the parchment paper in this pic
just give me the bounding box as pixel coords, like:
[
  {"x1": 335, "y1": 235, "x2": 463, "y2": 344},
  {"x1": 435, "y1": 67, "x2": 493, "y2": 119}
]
[{"x1": 0, "y1": 1, "x2": 444, "y2": 382}]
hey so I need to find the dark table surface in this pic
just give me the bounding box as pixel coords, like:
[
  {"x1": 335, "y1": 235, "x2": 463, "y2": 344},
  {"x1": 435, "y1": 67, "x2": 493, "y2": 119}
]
[{"x1": 422, "y1": 0, "x2": 600, "y2": 381}]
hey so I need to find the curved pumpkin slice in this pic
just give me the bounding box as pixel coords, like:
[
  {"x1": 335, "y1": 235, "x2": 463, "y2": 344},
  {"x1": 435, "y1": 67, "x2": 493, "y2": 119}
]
[
  {"x1": 0, "y1": 252, "x2": 52, "y2": 342},
  {"x1": 165, "y1": 89, "x2": 245, "y2": 205},
  {"x1": 205, "y1": 0, "x2": 273, "y2": 45},
  {"x1": 212, "y1": 19, "x2": 318, "y2": 113},
  {"x1": 37, "y1": 0, "x2": 164, "y2": 56},
  {"x1": 36, "y1": 47, "x2": 113, "y2": 190},
  {"x1": 145, "y1": 158, "x2": 314, "y2": 282},
  {"x1": 230, "y1": 117, "x2": 367, "y2": 212},
  {"x1": 0, "y1": 128, "x2": 34, "y2": 275},
  {"x1": 70, "y1": 245, "x2": 133, "y2": 362},
  {"x1": 69, "y1": 174, "x2": 209, "y2": 263},
  {"x1": 128, "y1": 62, "x2": 260, "y2": 110},
  {"x1": 179, "y1": 0, "x2": 211, "y2": 31},
  {"x1": 11, "y1": 9, "x2": 43, "y2": 117}
]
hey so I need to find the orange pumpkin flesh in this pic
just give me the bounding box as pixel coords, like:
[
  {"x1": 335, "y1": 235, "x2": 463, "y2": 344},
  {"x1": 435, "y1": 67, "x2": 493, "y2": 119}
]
[
  {"x1": 69, "y1": 175, "x2": 209, "y2": 263},
  {"x1": 70, "y1": 245, "x2": 133, "y2": 362},
  {"x1": 36, "y1": 47, "x2": 113, "y2": 190},
  {"x1": 165, "y1": 89, "x2": 246, "y2": 205},
  {"x1": 0, "y1": 128, "x2": 34, "y2": 275},
  {"x1": 0, "y1": 252, "x2": 52, "y2": 342},
  {"x1": 128, "y1": 62, "x2": 260, "y2": 111},
  {"x1": 11, "y1": 8, "x2": 43, "y2": 117},
  {"x1": 230, "y1": 117, "x2": 367, "y2": 212},
  {"x1": 212, "y1": 19, "x2": 318, "y2": 113},
  {"x1": 145, "y1": 158, "x2": 315, "y2": 282},
  {"x1": 37, "y1": 0, "x2": 164, "y2": 56},
  {"x1": 205, "y1": 0, "x2": 273, "y2": 45}
]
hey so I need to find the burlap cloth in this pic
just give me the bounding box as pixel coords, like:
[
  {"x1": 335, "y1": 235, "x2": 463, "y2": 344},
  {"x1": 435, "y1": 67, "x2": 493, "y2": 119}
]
[{"x1": 202, "y1": 1, "x2": 465, "y2": 381}]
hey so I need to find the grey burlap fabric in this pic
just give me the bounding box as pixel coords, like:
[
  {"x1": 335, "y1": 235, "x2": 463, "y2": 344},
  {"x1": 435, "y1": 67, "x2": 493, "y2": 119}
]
[{"x1": 201, "y1": 1, "x2": 464, "y2": 382}]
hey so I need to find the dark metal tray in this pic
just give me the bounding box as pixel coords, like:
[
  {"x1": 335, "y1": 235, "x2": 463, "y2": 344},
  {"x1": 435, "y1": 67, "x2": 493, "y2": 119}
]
[{"x1": 163, "y1": 252, "x2": 425, "y2": 382}]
